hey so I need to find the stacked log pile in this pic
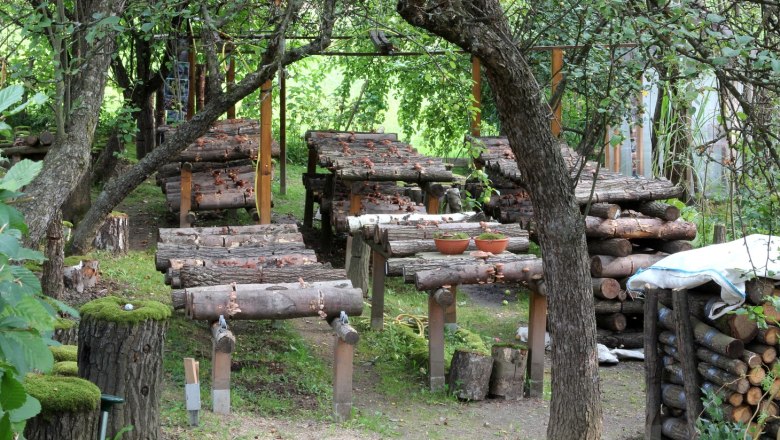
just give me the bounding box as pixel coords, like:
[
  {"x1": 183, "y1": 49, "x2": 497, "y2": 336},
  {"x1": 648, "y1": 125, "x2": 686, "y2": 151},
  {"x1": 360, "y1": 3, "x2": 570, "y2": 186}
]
[
  {"x1": 647, "y1": 280, "x2": 780, "y2": 439},
  {"x1": 1, "y1": 129, "x2": 55, "y2": 163},
  {"x1": 472, "y1": 136, "x2": 696, "y2": 342},
  {"x1": 157, "y1": 119, "x2": 261, "y2": 214}
]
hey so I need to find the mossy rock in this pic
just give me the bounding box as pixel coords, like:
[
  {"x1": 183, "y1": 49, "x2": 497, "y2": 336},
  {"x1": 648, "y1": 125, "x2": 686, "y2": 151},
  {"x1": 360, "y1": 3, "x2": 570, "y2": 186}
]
[
  {"x1": 54, "y1": 317, "x2": 76, "y2": 331},
  {"x1": 491, "y1": 342, "x2": 528, "y2": 351},
  {"x1": 52, "y1": 361, "x2": 78, "y2": 377},
  {"x1": 63, "y1": 255, "x2": 88, "y2": 267},
  {"x1": 24, "y1": 374, "x2": 100, "y2": 414},
  {"x1": 50, "y1": 345, "x2": 78, "y2": 362},
  {"x1": 80, "y1": 296, "x2": 171, "y2": 324}
]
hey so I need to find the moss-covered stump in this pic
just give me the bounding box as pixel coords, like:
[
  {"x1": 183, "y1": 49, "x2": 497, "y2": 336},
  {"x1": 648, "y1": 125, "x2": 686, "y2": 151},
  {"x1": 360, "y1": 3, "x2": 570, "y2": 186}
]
[
  {"x1": 448, "y1": 349, "x2": 494, "y2": 401},
  {"x1": 53, "y1": 317, "x2": 78, "y2": 345},
  {"x1": 52, "y1": 361, "x2": 79, "y2": 376},
  {"x1": 488, "y1": 343, "x2": 528, "y2": 400},
  {"x1": 50, "y1": 344, "x2": 78, "y2": 362},
  {"x1": 78, "y1": 296, "x2": 170, "y2": 440},
  {"x1": 23, "y1": 374, "x2": 100, "y2": 439}
]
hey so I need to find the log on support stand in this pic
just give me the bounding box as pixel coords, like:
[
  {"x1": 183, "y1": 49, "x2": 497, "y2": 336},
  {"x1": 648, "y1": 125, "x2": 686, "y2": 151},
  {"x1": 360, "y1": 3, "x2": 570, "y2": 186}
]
[
  {"x1": 211, "y1": 319, "x2": 235, "y2": 415},
  {"x1": 428, "y1": 289, "x2": 446, "y2": 392}
]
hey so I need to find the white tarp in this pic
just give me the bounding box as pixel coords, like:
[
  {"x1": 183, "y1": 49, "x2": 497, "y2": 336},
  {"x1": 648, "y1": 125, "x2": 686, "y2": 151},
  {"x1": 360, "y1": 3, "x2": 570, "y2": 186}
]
[{"x1": 627, "y1": 234, "x2": 780, "y2": 318}]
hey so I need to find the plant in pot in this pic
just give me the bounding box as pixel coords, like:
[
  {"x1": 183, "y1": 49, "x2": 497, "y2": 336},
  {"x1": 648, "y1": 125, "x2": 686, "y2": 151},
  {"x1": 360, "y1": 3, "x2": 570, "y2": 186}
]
[
  {"x1": 433, "y1": 232, "x2": 471, "y2": 255},
  {"x1": 474, "y1": 232, "x2": 509, "y2": 254}
]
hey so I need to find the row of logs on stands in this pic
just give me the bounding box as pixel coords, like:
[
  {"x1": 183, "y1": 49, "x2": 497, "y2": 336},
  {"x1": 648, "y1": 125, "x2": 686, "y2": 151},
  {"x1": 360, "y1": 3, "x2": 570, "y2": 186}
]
[
  {"x1": 0, "y1": 129, "x2": 55, "y2": 161},
  {"x1": 651, "y1": 279, "x2": 780, "y2": 440},
  {"x1": 585, "y1": 200, "x2": 697, "y2": 346}
]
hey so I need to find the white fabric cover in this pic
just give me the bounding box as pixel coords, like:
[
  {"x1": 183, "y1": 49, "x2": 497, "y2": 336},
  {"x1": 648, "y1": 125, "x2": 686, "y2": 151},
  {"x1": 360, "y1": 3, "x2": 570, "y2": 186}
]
[{"x1": 627, "y1": 234, "x2": 780, "y2": 318}]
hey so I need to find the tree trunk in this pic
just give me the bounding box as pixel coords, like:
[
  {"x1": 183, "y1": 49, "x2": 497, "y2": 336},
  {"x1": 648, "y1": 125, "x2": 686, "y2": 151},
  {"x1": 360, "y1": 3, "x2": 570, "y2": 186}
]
[
  {"x1": 397, "y1": 1, "x2": 603, "y2": 437},
  {"x1": 24, "y1": 406, "x2": 99, "y2": 440},
  {"x1": 91, "y1": 130, "x2": 124, "y2": 185},
  {"x1": 42, "y1": 209, "x2": 64, "y2": 299},
  {"x1": 93, "y1": 212, "x2": 129, "y2": 254},
  {"x1": 78, "y1": 310, "x2": 169, "y2": 440},
  {"x1": 136, "y1": 93, "x2": 156, "y2": 160},
  {"x1": 68, "y1": 1, "x2": 337, "y2": 254}
]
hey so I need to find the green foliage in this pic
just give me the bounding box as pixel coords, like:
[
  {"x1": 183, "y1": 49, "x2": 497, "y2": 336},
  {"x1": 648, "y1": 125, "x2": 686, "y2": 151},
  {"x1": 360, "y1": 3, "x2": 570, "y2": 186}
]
[
  {"x1": 54, "y1": 317, "x2": 76, "y2": 331},
  {"x1": 49, "y1": 345, "x2": 78, "y2": 362},
  {"x1": 23, "y1": 374, "x2": 100, "y2": 415},
  {"x1": 51, "y1": 361, "x2": 78, "y2": 377},
  {"x1": 432, "y1": 232, "x2": 469, "y2": 240},
  {"x1": 476, "y1": 232, "x2": 506, "y2": 240},
  {"x1": 696, "y1": 388, "x2": 750, "y2": 439},
  {"x1": 80, "y1": 296, "x2": 171, "y2": 324}
]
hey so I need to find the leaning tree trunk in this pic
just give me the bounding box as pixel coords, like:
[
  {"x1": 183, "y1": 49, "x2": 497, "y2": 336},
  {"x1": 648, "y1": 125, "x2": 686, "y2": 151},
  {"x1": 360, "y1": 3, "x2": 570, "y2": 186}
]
[
  {"x1": 78, "y1": 297, "x2": 170, "y2": 440},
  {"x1": 42, "y1": 209, "x2": 64, "y2": 299},
  {"x1": 397, "y1": 1, "x2": 602, "y2": 438}
]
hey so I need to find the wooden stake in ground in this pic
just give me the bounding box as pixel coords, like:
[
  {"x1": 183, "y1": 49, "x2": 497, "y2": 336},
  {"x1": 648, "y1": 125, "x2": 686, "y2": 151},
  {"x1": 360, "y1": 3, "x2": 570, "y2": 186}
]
[
  {"x1": 183, "y1": 358, "x2": 200, "y2": 426},
  {"x1": 331, "y1": 317, "x2": 359, "y2": 421},
  {"x1": 211, "y1": 319, "x2": 235, "y2": 415}
]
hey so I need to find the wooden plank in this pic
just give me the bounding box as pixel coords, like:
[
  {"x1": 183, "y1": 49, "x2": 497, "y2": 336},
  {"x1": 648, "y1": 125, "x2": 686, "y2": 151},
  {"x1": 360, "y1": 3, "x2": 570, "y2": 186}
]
[
  {"x1": 258, "y1": 80, "x2": 272, "y2": 224},
  {"x1": 279, "y1": 62, "x2": 287, "y2": 195},
  {"x1": 673, "y1": 289, "x2": 702, "y2": 439},
  {"x1": 551, "y1": 48, "x2": 563, "y2": 137},
  {"x1": 645, "y1": 288, "x2": 662, "y2": 439},
  {"x1": 349, "y1": 192, "x2": 362, "y2": 215},
  {"x1": 370, "y1": 251, "x2": 386, "y2": 331},
  {"x1": 526, "y1": 288, "x2": 547, "y2": 397},
  {"x1": 332, "y1": 336, "x2": 354, "y2": 421},
  {"x1": 470, "y1": 56, "x2": 481, "y2": 136},
  {"x1": 428, "y1": 293, "x2": 446, "y2": 392},
  {"x1": 179, "y1": 163, "x2": 192, "y2": 228}
]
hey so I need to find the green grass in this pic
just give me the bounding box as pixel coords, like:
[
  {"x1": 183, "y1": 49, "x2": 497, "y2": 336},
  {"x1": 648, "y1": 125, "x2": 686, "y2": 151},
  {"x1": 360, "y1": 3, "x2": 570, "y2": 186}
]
[
  {"x1": 97, "y1": 249, "x2": 170, "y2": 300},
  {"x1": 271, "y1": 163, "x2": 306, "y2": 220}
]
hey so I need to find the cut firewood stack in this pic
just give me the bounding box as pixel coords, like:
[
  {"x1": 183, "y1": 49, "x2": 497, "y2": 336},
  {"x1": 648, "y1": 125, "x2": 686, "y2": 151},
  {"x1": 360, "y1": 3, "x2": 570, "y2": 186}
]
[
  {"x1": 156, "y1": 119, "x2": 261, "y2": 219},
  {"x1": 471, "y1": 136, "x2": 694, "y2": 342},
  {"x1": 646, "y1": 279, "x2": 780, "y2": 439}
]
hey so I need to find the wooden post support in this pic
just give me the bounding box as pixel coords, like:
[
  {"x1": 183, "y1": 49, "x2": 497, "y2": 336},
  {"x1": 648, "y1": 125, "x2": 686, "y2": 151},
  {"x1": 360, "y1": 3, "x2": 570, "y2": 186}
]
[
  {"x1": 211, "y1": 320, "x2": 235, "y2": 415},
  {"x1": 186, "y1": 40, "x2": 196, "y2": 121},
  {"x1": 349, "y1": 192, "x2": 362, "y2": 216},
  {"x1": 256, "y1": 80, "x2": 273, "y2": 224},
  {"x1": 370, "y1": 251, "x2": 387, "y2": 331},
  {"x1": 179, "y1": 162, "x2": 193, "y2": 228},
  {"x1": 183, "y1": 357, "x2": 200, "y2": 426},
  {"x1": 470, "y1": 56, "x2": 481, "y2": 137},
  {"x1": 444, "y1": 286, "x2": 457, "y2": 330},
  {"x1": 346, "y1": 234, "x2": 370, "y2": 296},
  {"x1": 303, "y1": 148, "x2": 317, "y2": 228},
  {"x1": 713, "y1": 224, "x2": 727, "y2": 244},
  {"x1": 331, "y1": 319, "x2": 357, "y2": 421},
  {"x1": 526, "y1": 287, "x2": 547, "y2": 398},
  {"x1": 428, "y1": 292, "x2": 446, "y2": 392},
  {"x1": 227, "y1": 57, "x2": 236, "y2": 119},
  {"x1": 551, "y1": 48, "x2": 563, "y2": 137},
  {"x1": 645, "y1": 288, "x2": 662, "y2": 439},
  {"x1": 673, "y1": 289, "x2": 702, "y2": 438},
  {"x1": 425, "y1": 191, "x2": 440, "y2": 214},
  {"x1": 279, "y1": 65, "x2": 287, "y2": 195}
]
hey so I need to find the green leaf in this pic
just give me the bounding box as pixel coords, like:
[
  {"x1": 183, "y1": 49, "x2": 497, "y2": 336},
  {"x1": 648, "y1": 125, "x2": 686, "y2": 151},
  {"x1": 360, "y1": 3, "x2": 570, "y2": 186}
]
[
  {"x1": 0, "y1": 203, "x2": 28, "y2": 234},
  {"x1": 0, "y1": 331, "x2": 54, "y2": 375},
  {"x1": 8, "y1": 394, "x2": 41, "y2": 423},
  {"x1": 0, "y1": 413, "x2": 11, "y2": 440},
  {"x1": 0, "y1": 160, "x2": 42, "y2": 192},
  {"x1": 706, "y1": 13, "x2": 725, "y2": 23},
  {"x1": 46, "y1": 298, "x2": 79, "y2": 319},
  {"x1": 771, "y1": 59, "x2": 780, "y2": 73},
  {"x1": 0, "y1": 235, "x2": 19, "y2": 260},
  {"x1": 721, "y1": 47, "x2": 741, "y2": 58},
  {"x1": 0, "y1": 373, "x2": 26, "y2": 411},
  {"x1": 0, "y1": 316, "x2": 29, "y2": 329},
  {"x1": 0, "y1": 85, "x2": 23, "y2": 114}
]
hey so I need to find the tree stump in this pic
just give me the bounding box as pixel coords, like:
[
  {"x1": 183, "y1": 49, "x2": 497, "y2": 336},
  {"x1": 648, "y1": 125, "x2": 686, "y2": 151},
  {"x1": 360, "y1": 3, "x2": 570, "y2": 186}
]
[
  {"x1": 24, "y1": 374, "x2": 101, "y2": 439},
  {"x1": 489, "y1": 344, "x2": 528, "y2": 399},
  {"x1": 93, "y1": 211, "x2": 129, "y2": 254},
  {"x1": 448, "y1": 349, "x2": 493, "y2": 401},
  {"x1": 78, "y1": 296, "x2": 170, "y2": 440},
  {"x1": 63, "y1": 258, "x2": 99, "y2": 293},
  {"x1": 53, "y1": 317, "x2": 78, "y2": 345}
]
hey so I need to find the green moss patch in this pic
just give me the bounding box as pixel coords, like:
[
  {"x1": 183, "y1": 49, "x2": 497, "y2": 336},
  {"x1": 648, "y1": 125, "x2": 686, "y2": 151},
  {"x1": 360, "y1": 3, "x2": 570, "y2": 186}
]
[
  {"x1": 63, "y1": 255, "x2": 88, "y2": 267},
  {"x1": 491, "y1": 342, "x2": 528, "y2": 350},
  {"x1": 50, "y1": 345, "x2": 78, "y2": 362},
  {"x1": 80, "y1": 296, "x2": 171, "y2": 323},
  {"x1": 52, "y1": 361, "x2": 78, "y2": 376},
  {"x1": 24, "y1": 374, "x2": 100, "y2": 414},
  {"x1": 54, "y1": 317, "x2": 76, "y2": 330}
]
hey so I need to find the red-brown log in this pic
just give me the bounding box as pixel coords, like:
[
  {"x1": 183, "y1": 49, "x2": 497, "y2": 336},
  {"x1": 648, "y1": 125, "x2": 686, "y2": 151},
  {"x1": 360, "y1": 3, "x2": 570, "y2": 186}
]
[
  {"x1": 587, "y1": 239, "x2": 633, "y2": 257},
  {"x1": 590, "y1": 254, "x2": 666, "y2": 278},
  {"x1": 585, "y1": 216, "x2": 697, "y2": 240},
  {"x1": 592, "y1": 277, "x2": 621, "y2": 300},
  {"x1": 413, "y1": 258, "x2": 544, "y2": 291}
]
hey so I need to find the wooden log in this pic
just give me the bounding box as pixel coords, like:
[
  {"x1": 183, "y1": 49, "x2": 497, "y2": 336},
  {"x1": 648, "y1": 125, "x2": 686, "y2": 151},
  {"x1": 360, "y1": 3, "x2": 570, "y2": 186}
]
[
  {"x1": 594, "y1": 299, "x2": 644, "y2": 315},
  {"x1": 211, "y1": 321, "x2": 235, "y2": 354},
  {"x1": 672, "y1": 289, "x2": 703, "y2": 430},
  {"x1": 657, "y1": 291, "x2": 759, "y2": 342},
  {"x1": 587, "y1": 239, "x2": 633, "y2": 257},
  {"x1": 346, "y1": 234, "x2": 370, "y2": 295},
  {"x1": 645, "y1": 288, "x2": 663, "y2": 440},
  {"x1": 92, "y1": 212, "x2": 129, "y2": 254},
  {"x1": 597, "y1": 329, "x2": 643, "y2": 349},
  {"x1": 722, "y1": 404, "x2": 752, "y2": 424},
  {"x1": 584, "y1": 203, "x2": 621, "y2": 219},
  {"x1": 663, "y1": 363, "x2": 685, "y2": 385},
  {"x1": 332, "y1": 323, "x2": 355, "y2": 422},
  {"x1": 63, "y1": 259, "x2": 99, "y2": 294},
  {"x1": 379, "y1": 223, "x2": 527, "y2": 245},
  {"x1": 660, "y1": 417, "x2": 689, "y2": 440},
  {"x1": 157, "y1": 159, "x2": 254, "y2": 179},
  {"x1": 695, "y1": 347, "x2": 748, "y2": 376},
  {"x1": 746, "y1": 278, "x2": 775, "y2": 305},
  {"x1": 184, "y1": 281, "x2": 363, "y2": 321},
  {"x1": 590, "y1": 254, "x2": 666, "y2": 278},
  {"x1": 155, "y1": 243, "x2": 311, "y2": 271},
  {"x1": 413, "y1": 258, "x2": 544, "y2": 291},
  {"x1": 746, "y1": 343, "x2": 776, "y2": 363},
  {"x1": 712, "y1": 224, "x2": 727, "y2": 244},
  {"x1": 585, "y1": 216, "x2": 697, "y2": 240},
  {"x1": 701, "y1": 381, "x2": 744, "y2": 407},
  {"x1": 330, "y1": 319, "x2": 359, "y2": 345},
  {"x1": 395, "y1": 253, "x2": 538, "y2": 280},
  {"x1": 592, "y1": 278, "x2": 621, "y2": 300},
  {"x1": 345, "y1": 212, "x2": 472, "y2": 233},
  {"x1": 386, "y1": 236, "x2": 529, "y2": 258},
  {"x1": 448, "y1": 349, "x2": 493, "y2": 401},
  {"x1": 488, "y1": 344, "x2": 527, "y2": 400},
  {"x1": 158, "y1": 224, "x2": 298, "y2": 243},
  {"x1": 660, "y1": 383, "x2": 687, "y2": 410},
  {"x1": 757, "y1": 326, "x2": 780, "y2": 345},
  {"x1": 167, "y1": 191, "x2": 253, "y2": 212},
  {"x1": 596, "y1": 313, "x2": 627, "y2": 332},
  {"x1": 697, "y1": 362, "x2": 750, "y2": 393},
  {"x1": 633, "y1": 239, "x2": 692, "y2": 254},
  {"x1": 627, "y1": 200, "x2": 681, "y2": 221},
  {"x1": 747, "y1": 366, "x2": 766, "y2": 386},
  {"x1": 432, "y1": 288, "x2": 454, "y2": 307},
  {"x1": 760, "y1": 400, "x2": 780, "y2": 418},
  {"x1": 658, "y1": 305, "x2": 743, "y2": 358},
  {"x1": 173, "y1": 264, "x2": 345, "y2": 288},
  {"x1": 337, "y1": 164, "x2": 453, "y2": 183},
  {"x1": 742, "y1": 349, "x2": 763, "y2": 369},
  {"x1": 39, "y1": 130, "x2": 54, "y2": 145}
]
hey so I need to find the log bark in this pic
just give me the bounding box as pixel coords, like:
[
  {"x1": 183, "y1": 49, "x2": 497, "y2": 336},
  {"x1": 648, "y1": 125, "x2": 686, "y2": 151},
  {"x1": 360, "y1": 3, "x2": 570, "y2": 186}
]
[
  {"x1": 595, "y1": 313, "x2": 627, "y2": 332},
  {"x1": 379, "y1": 222, "x2": 527, "y2": 244},
  {"x1": 157, "y1": 159, "x2": 254, "y2": 179},
  {"x1": 590, "y1": 254, "x2": 667, "y2": 278},
  {"x1": 184, "y1": 281, "x2": 363, "y2": 320},
  {"x1": 592, "y1": 278, "x2": 621, "y2": 300},
  {"x1": 330, "y1": 319, "x2": 360, "y2": 345},
  {"x1": 24, "y1": 407, "x2": 99, "y2": 440},
  {"x1": 387, "y1": 236, "x2": 529, "y2": 258},
  {"x1": 695, "y1": 347, "x2": 748, "y2": 377},
  {"x1": 746, "y1": 343, "x2": 776, "y2": 363},
  {"x1": 584, "y1": 203, "x2": 621, "y2": 220},
  {"x1": 594, "y1": 299, "x2": 644, "y2": 315},
  {"x1": 161, "y1": 231, "x2": 302, "y2": 248},
  {"x1": 757, "y1": 326, "x2": 780, "y2": 345},
  {"x1": 211, "y1": 321, "x2": 235, "y2": 354},
  {"x1": 633, "y1": 239, "x2": 692, "y2": 254},
  {"x1": 597, "y1": 329, "x2": 643, "y2": 349},
  {"x1": 746, "y1": 278, "x2": 775, "y2": 305},
  {"x1": 448, "y1": 349, "x2": 493, "y2": 401},
  {"x1": 413, "y1": 258, "x2": 544, "y2": 291},
  {"x1": 627, "y1": 200, "x2": 680, "y2": 221},
  {"x1": 42, "y1": 210, "x2": 64, "y2": 299},
  {"x1": 166, "y1": 190, "x2": 253, "y2": 212},
  {"x1": 172, "y1": 264, "x2": 346, "y2": 288},
  {"x1": 697, "y1": 362, "x2": 750, "y2": 393},
  {"x1": 586, "y1": 239, "x2": 633, "y2": 258},
  {"x1": 658, "y1": 305, "x2": 744, "y2": 358},
  {"x1": 701, "y1": 381, "x2": 744, "y2": 407},
  {"x1": 155, "y1": 243, "x2": 311, "y2": 271},
  {"x1": 660, "y1": 383, "x2": 687, "y2": 410},
  {"x1": 158, "y1": 224, "x2": 298, "y2": 243},
  {"x1": 489, "y1": 345, "x2": 527, "y2": 399},
  {"x1": 93, "y1": 212, "x2": 129, "y2": 254},
  {"x1": 584, "y1": 216, "x2": 696, "y2": 240},
  {"x1": 722, "y1": 404, "x2": 752, "y2": 424},
  {"x1": 660, "y1": 417, "x2": 689, "y2": 440},
  {"x1": 78, "y1": 313, "x2": 168, "y2": 439},
  {"x1": 63, "y1": 259, "x2": 100, "y2": 293},
  {"x1": 395, "y1": 253, "x2": 538, "y2": 280}
]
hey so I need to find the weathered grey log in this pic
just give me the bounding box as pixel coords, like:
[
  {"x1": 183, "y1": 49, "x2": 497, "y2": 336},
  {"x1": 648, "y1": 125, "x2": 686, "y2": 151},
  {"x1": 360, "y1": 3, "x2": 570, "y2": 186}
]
[
  {"x1": 584, "y1": 203, "x2": 621, "y2": 220},
  {"x1": 701, "y1": 381, "x2": 744, "y2": 407},
  {"x1": 337, "y1": 164, "x2": 453, "y2": 182},
  {"x1": 597, "y1": 329, "x2": 643, "y2": 349},
  {"x1": 695, "y1": 347, "x2": 748, "y2": 377},
  {"x1": 346, "y1": 235, "x2": 370, "y2": 295},
  {"x1": 345, "y1": 212, "x2": 472, "y2": 233},
  {"x1": 157, "y1": 159, "x2": 254, "y2": 179},
  {"x1": 590, "y1": 254, "x2": 667, "y2": 278},
  {"x1": 712, "y1": 224, "x2": 727, "y2": 244},
  {"x1": 633, "y1": 239, "x2": 692, "y2": 254},
  {"x1": 595, "y1": 313, "x2": 627, "y2": 332},
  {"x1": 414, "y1": 258, "x2": 544, "y2": 291},
  {"x1": 592, "y1": 278, "x2": 621, "y2": 300},
  {"x1": 488, "y1": 344, "x2": 527, "y2": 400},
  {"x1": 697, "y1": 362, "x2": 750, "y2": 394},
  {"x1": 585, "y1": 216, "x2": 697, "y2": 240},
  {"x1": 184, "y1": 281, "x2": 363, "y2": 321},
  {"x1": 594, "y1": 299, "x2": 644, "y2": 315},
  {"x1": 211, "y1": 321, "x2": 235, "y2": 353},
  {"x1": 660, "y1": 384, "x2": 687, "y2": 410},
  {"x1": 166, "y1": 191, "x2": 253, "y2": 212},
  {"x1": 166, "y1": 254, "x2": 318, "y2": 273},
  {"x1": 741, "y1": 349, "x2": 762, "y2": 368},
  {"x1": 448, "y1": 349, "x2": 493, "y2": 401},
  {"x1": 658, "y1": 305, "x2": 743, "y2": 358},
  {"x1": 395, "y1": 253, "x2": 538, "y2": 280},
  {"x1": 587, "y1": 238, "x2": 633, "y2": 257},
  {"x1": 387, "y1": 236, "x2": 529, "y2": 258},
  {"x1": 660, "y1": 417, "x2": 689, "y2": 440},
  {"x1": 92, "y1": 212, "x2": 129, "y2": 254},
  {"x1": 171, "y1": 264, "x2": 345, "y2": 288},
  {"x1": 159, "y1": 224, "x2": 297, "y2": 240},
  {"x1": 431, "y1": 288, "x2": 454, "y2": 307},
  {"x1": 626, "y1": 200, "x2": 681, "y2": 221},
  {"x1": 155, "y1": 243, "x2": 312, "y2": 271}
]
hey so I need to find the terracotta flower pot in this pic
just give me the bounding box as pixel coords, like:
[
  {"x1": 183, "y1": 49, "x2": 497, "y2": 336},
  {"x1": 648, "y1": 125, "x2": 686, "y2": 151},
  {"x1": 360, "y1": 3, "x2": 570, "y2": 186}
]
[
  {"x1": 434, "y1": 238, "x2": 471, "y2": 255},
  {"x1": 474, "y1": 238, "x2": 509, "y2": 254}
]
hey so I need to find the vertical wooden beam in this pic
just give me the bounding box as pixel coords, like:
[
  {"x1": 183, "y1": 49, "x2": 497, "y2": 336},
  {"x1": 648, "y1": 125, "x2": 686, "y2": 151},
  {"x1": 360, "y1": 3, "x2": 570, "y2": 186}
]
[
  {"x1": 635, "y1": 77, "x2": 645, "y2": 177},
  {"x1": 303, "y1": 148, "x2": 317, "y2": 228},
  {"x1": 444, "y1": 286, "x2": 457, "y2": 329},
  {"x1": 196, "y1": 64, "x2": 206, "y2": 112},
  {"x1": 179, "y1": 163, "x2": 192, "y2": 228},
  {"x1": 526, "y1": 288, "x2": 547, "y2": 397},
  {"x1": 346, "y1": 234, "x2": 370, "y2": 296},
  {"x1": 645, "y1": 288, "x2": 663, "y2": 440},
  {"x1": 673, "y1": 289, "x2": 702, "y2": 439},
  {"x1": 428, "y1": 293, "x2": 446, "y2": 392},
  {"x1": 279, "y1": 66, "x2": 287, "y2": 195},
  {"x1": 226, "y1": 56, "x2": 236, "y2": 119},
  {"x1": 186, "y1": 40, "x2": 196, "y2": 120},
  {"x1": 470, "y1": 57, "x2": 481, "y2": 137},
  {"x1": 332, "y1": 334, "x2": 354, "y2": 421},
  {"x1": 425, "y1": 192, "x2": 440, "y2": 214},
  {"x1": 183, "y1": 358, "x2": 200, "y2": 426},
  {"x1": 551, "y1": 48, "x2": 564, "y2": 137},
  {"x1": 370, "y1": 251, "x2": 386, "y2": 331},
  {"x1": 256, "y1": 80, "x2": 272, "y2": 224}
]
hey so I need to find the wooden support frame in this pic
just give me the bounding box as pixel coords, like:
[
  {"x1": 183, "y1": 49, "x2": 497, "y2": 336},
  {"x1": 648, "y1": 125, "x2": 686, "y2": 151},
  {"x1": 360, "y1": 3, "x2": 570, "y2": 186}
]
[
  {"x1": 227, "y1": 57, "x2": 236, "y2": 119},
  {"x1": 331, "y1": 319, "x2": 358, "y2": 421},
  {"x1": 211, "y1": 320, "x2": 235, "y2": 415},
  {"x1": 256, "y1": 80, "x2": 273, "y2": 224},
  {"x1": 551, "y1": 48, "x2": 563, "y2": 137},
  {"x1": 526, "y1": 287, "x2": 547, "y2": 397},
  {"x1": 672, "y1": 289, "x2": 702, "y2": 438},
  {"x1": 370, "y1": 250, "x2": 386, "y2": 330},
  {"x1": 186, "y1": 39, "x2": 196, "y2": 121},
  {"x1": 645, "y1": 288, "x2": 662, "y2": 439},
  {"x1": 428, "y1": 292, "x2": 446, "y2": 392},
  {"x1": 179, "y1": 163, "x2": 193, "y2": 228},
  {"x1": 444, "y1": 286, "x2": 457, "y2": 329}
]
